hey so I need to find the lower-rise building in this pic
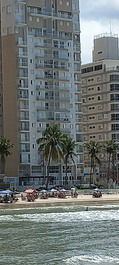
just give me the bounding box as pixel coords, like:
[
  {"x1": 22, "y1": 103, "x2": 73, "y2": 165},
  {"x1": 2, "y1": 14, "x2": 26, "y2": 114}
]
[{"x1": 81, "y1": 34, "x2": 119, "y2": 185}]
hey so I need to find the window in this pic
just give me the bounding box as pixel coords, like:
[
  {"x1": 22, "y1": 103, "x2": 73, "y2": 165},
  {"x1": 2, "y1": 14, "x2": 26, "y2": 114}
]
[
  {"x1": 45, "y1": 103, "x2": 49, "y2": 110},
  {"x1": 98, "y1": 125, "x2": 103, "y2": 129},
  {"x1": 98, "y1": 96, "x2": 101, "y2": 100},
  {"x1": 111, "y1": 104, "x2": 119, "y2": 111},
  {"x1": 60, "y1": 0, "x2": 62, "y2": 5},
  {"x1": 88, "y1": 97, "x2": 94, "y2": 100},
  {"x1": 89, "y1": 106, "x2": 95, "y2": 110},
  {"x1": 94, "y1": 65, "x2": 102, "y2": 71},
  {"x1": 89, "y1": 116, "x2": 95, "y2": 120},
  {"x1": 88, "y1": 78, "x2": 94, "y2": 82},
  {"x1": 98, "y1": 105, "x2": 102, "y2": 110},
  {"x1": 28, "y1": 154, "x2": 30, "y2": 163},
  {"x1": 112, "y1": 124, "x2": 119, "y2": 131},
  {"x1": 90, "y1": 135, "x2": 95, "y2": 139},
  {"x1": 81, "y1": 67, "x2": 93, "y2": 74},
  {"x1": 36, "y1": 17, "x2": 40, "y2": 22},
  {"x1": 111, "y1": 94, "x2": 119, "y2": 101},
  {"x1": 112, "y1": 134, "x2": 119, "y2": 141},
  {"x1": 60, "y1": 41, "x2": 64, "y2": 48},
  {"x1": 97, "y1": 87, "x2": 100, "y2": 91},
  {"x1": 29, "y1": 16, "x2": 32, "y2": 21},
  {"x1": 60, "y1": 21, "x2": 63, "y2": 26},
  {"x1": 111, "y1": 114, "x2": 119, "y2": 121},
  {"x1": 67, "y1": 1, "x2": 69, "y2": 6},
  {"x1": 54, "y1": 41, "x2": 58, "y2": 48},
  {"x1": 110, "y1": 75, "x2": 119, "y2": 81},
  {"x1": 99, "y1": 135, "x2": 102, "y2": 140},
  {"x1": 7, "y1": 5, "x2": 11, "y2": 14},
  {"x1": 110, "y1": 84, "x2": 119, "y2": 91},
  {"x1": 98, "y1": 114, "x2": 103, "y2": 120}
]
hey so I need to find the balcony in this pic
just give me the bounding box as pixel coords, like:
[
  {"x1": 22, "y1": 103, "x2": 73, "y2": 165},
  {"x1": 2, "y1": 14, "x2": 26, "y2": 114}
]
[
  {"x1": 20, "y1": 127, "x2": 29, "y2": 131},
  {"x1": 18, "y1": 73, "x2": 28, "y2": 78},
  {"x1": 55, "y1": 117, "x2": 70, "y2": 122},
  {"x1": 18, "y1": 63, "x2": 28, "y2": 68},
  {"x1": 17, "y1": 41, "x2": 27, "y2": 46},
  {"x1": 35, "y1": 64, "x2": 68, "y2": 71},
  {"x1": 19, "y1": 117, "x2": 29, "y2": 121},
  {"x1": 34, "y1": 31, "x2": 72, "y2": 40},
  {"x1": 36, "y1": 85, "x2": 70, "y2": 91},
  {"x1": 28, "y1": 9, "x2": 72, "y2": 20},
  {"x1": 19, "y1": 105, "x2": 29, "y2": 110},
  {"x1": 16, "y1": 0, "x2": 26, "y2": 2},
  {"x1": 17, "y1": 52, "x2": 28, "y2": 57},
  {"x1": 18, "y1": 95, "x2": 29, "y2": 99}
]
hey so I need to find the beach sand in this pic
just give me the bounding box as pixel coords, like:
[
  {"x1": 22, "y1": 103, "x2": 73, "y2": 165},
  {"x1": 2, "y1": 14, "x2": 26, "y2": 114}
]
[{"x1": 0, "y1": 193, "x2": 119, "y2": 209}]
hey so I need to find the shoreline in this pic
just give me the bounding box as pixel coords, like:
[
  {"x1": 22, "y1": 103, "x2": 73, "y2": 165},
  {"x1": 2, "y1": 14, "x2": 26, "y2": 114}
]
[{"x1": 0, "y1": 194, "x2": 119, "y2": 209}]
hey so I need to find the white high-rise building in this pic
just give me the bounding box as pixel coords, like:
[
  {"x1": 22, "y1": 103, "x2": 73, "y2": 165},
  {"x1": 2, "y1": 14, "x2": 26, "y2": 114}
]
[{"x1": 0, "y1": 0, "x2": 82, "y2": 186}]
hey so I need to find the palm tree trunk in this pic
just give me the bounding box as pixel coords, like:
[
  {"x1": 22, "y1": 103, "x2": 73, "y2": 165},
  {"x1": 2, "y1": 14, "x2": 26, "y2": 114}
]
[
  {"x1": 112, "y1": 153, "x2": 115, "y2": 181},
  {"x1": 0, "y1": 156, "x2": 5, "y2": 175},
  {"x1": 46, "y1": 156, "x2": 51, "y2": 190},
  {"x1": 90, "y1": 157, "x2": 93, "y2": 188},
  {"x1": 107, "y1": 154, "x2": 111, "y2": 187},
  {"x1": 65, "y1": 160, "x2": 68, "y2": 187}
]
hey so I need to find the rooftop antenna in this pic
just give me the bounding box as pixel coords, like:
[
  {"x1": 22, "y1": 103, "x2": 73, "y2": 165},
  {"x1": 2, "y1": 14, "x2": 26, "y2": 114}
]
[{"x1": 109, "y1": 19, "x2": 112, "y2": 35}]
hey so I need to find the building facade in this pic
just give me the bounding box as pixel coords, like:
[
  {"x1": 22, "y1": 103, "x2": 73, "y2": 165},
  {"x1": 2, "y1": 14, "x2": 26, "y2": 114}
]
[
  {"x1": 0, "y1": 0, "x2": 82, "y2": 186},
  {"x1": 81, "y1": 34, "x2": 119, "y2": 184}
]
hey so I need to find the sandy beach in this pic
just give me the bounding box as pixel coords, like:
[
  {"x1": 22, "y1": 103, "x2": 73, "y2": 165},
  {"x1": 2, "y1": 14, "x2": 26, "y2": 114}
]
[{"x1": 0, "y1": 193, "x2": 119, "y2": 209}]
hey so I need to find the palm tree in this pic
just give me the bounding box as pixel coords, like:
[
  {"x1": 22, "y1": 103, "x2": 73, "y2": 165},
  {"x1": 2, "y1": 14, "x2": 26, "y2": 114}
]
[
  {"x1": 85, "y1": 141, "x2": 101, "y2": 187},
  {"x1": 63, "y1": 136, "x2": 77, "y2": 186},
  {"x1": 104, "y1": 140, "x2": 118, "y2": 186},
  {"x1": 0, "y1": 137, "x2": 13, "y2": 175},
  {"x1": 36, "y1": 124, "x2": 66, "y2": 189}
]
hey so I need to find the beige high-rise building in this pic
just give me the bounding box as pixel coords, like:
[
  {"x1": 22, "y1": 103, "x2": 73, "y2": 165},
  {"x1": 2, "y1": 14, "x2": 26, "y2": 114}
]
[
  {"x1": 81, "y1": 34, "x2": 119, "y2": 182},
  {"x1": 0, "y1": 0, "x2": 82, "y2": 187}
]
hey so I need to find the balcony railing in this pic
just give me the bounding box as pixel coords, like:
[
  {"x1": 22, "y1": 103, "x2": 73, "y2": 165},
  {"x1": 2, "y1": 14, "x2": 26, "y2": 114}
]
[
  {"x1": 33, "y1": 31, "x2": 72, "y2": 40},
  {"x1": 16, "y1": 0, "x2": 26, "y2": 2},
  {"x1": 35, "y1": 64, "x2": 68, "y2": 70},
  {"x1": 36, "y1": 85, "x2": 70, "y2": 90},
  {"x1": 28, "y1": 9, "x2": 72, "y2": 20}
]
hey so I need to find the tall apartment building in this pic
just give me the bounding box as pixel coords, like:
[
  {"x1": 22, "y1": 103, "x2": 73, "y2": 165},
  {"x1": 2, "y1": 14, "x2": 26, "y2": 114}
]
[
  {"x1": 0, "y1": 0, "x2": 82, "y2": 186},
  {"x1": 81, "y1": 34, "x2": 119, "y2": 182}
]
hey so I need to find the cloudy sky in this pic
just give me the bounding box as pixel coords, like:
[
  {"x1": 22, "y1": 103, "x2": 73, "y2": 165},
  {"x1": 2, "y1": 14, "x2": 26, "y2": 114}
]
[{"x1": 80, "y1": 0, "x2": 119, "y2": 64}]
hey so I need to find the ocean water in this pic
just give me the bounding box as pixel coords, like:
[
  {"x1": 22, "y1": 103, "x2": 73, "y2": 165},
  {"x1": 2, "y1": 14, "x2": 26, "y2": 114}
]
[{"x1": 0, "y1": 205, "x2": 119, "y2": 265}]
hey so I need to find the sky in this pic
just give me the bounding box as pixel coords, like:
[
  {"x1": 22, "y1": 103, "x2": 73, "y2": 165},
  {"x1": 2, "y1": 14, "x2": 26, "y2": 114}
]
[{"x1": 80, "y1": 0, "x2": 119, "y2": 64}]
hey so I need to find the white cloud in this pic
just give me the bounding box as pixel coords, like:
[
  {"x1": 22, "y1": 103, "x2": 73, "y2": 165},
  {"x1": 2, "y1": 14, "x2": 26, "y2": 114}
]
[{"x1": 80, "y1": 0, "x2": 119, "y2": 64}]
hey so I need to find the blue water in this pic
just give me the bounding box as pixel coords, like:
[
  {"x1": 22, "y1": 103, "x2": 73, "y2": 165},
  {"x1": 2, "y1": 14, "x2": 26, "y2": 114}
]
[{"x1": 0, "y1": 205, "x2": 119, "y2": 265}]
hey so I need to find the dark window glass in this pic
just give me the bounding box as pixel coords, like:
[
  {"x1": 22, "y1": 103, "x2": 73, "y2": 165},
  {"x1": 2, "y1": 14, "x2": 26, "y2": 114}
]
[
  {"x1": 110, "y1": 75, "x2": 119, "y2": 81},
  {"x1": 110, "y1": 84, "x2": 119, "y2": 91},
  {"x1": 94, "y1": 64, "x2": 102, "y2": 71}
]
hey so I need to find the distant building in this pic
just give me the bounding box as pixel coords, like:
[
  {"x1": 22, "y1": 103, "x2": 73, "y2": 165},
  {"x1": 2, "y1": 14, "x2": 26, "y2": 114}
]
[
  {"x1": 0, "y1": 0, "x2": 82, "y2": 186},
  {"x1": 81, "y1": 33, "x2": 119, "y2": 184}
]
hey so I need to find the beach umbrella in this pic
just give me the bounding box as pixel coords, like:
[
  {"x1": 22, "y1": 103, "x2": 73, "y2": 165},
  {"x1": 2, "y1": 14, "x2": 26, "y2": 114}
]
[
  {"x1": 40, "y1": 189, "x2": 47, "y2": 193},
  {"x1": 0, "y1": 190, "x2": 12, "y2": 194},
  {"x1": 24, "y1": 189, "x2": 36, "y2": 194},
  {"x1": 94, "y1": 188, "x2": 100, "y2": 192},
  {"x1": 50, "y1": 189, "x2": 57, "y2": 192},
  {"x1": 60, "y1": 189, "x2": 67, "y2": 192}
]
